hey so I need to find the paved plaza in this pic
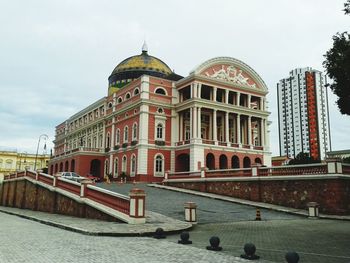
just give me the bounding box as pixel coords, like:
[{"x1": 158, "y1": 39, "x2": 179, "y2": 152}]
[
  {"x1": 0, "y1": 212, "x2": 268, "y2": 263},
  {"x1": 1, "y1": 182, "x2": 350, "y2": 262}
]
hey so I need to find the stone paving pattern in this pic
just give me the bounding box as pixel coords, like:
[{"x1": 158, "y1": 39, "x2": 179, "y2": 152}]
[
  {"x1": 0, "y1": 212, "x2": 271, "y2": 263},
  {"x1": 1, "y1": 182, "x2": 350, "y2": 262}
]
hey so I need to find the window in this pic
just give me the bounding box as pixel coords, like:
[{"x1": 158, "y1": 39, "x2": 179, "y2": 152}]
[
  {"x1": 156, "y1": 123, "x2": 163, "y2": 140},
  {"x1": 125, "y1": 92, "x2": 131, "y2": 100},
  {"x1": 154, "y1": 154, "x2": 164, "y2": 176},
  {"x1": 124, "y1": 126, "x2": 129, "y2": 142},
  {"x1": 122, "y1": 155, "x2": 127, "y2": 172},
  {"x1": 133, "y1": 88, "x2": 140, "y2": 96},
  {"x1": 130, "y1": 155, "x2": 136, "y2": 176},
  {"x1": 132, "y1": 123, "x2": 138, "y2": 140},
  {"x1": 106, "y1": 132, "x2": 110, "y2": 148},
  {"x1": 117, "y1": 97, "x2": 123, "y2": 104},
  {"x1": 116, "y1": 129, "x2": 120, "y2": 144},
  {"x1": 155, "y1": 87, "x2": 167, "y2": 95},
  {"x1": 185, "y1": 126, "x2": 190, "y2": 140}
]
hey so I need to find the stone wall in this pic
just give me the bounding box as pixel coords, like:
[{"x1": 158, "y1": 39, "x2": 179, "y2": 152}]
[
  {"x1": 167, "y1": 177, "x2": 350, "y2": 215},
  {"x1": 0, "y1": 179, "x2": 120, "y2": 222}
]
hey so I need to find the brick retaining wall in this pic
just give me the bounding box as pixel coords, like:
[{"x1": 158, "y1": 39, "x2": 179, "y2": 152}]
[{"x1": 166, "y1": 176, "x2": 350, "y2": 215}]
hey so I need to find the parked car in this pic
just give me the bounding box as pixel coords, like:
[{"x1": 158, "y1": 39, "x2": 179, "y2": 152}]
[{"x1": 57, "y1": 172, "x2": 86, "y2": 182}]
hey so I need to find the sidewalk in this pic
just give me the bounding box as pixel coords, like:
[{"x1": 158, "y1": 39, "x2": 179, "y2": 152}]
[
  {"x1": 0, "y1": 206, "x2": 192, "y2": 236},
  {"x1": 149, "y1": 184, "x2": 350, "y2": 221}
]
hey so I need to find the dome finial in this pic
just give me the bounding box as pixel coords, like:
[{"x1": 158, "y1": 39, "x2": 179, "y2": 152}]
[{"x1": 142, "y1": 40, "x2": 148, "y2": 53}]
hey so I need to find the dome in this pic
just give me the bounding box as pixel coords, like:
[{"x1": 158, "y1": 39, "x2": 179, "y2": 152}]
[{"x1": 108, "y1": 44, "x2": 173, "y2": 93}]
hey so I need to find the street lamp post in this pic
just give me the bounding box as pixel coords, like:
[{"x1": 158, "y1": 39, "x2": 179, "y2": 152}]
[{"x1": 34, "y1": 134, "x2": 48, "y2": 171}]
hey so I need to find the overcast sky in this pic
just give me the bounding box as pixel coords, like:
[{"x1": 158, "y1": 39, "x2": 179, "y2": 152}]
[{"x1": 0, "y1": 0, "x2": 349, "y2": 156}]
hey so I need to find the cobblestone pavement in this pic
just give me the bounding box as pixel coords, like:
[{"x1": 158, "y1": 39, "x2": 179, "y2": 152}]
[
  {"x1": 98, "y1": 183, "x2": 301, "y2": 223},
  {"x1": 0, "y1": 212, "x2": 272, "y2": 263},
  {"x1": 98, "y1": 183, "x2": 350, "y2": 263}
]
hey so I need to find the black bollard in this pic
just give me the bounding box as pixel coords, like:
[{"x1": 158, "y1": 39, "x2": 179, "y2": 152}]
[
  {"x1": 285, "y1": 251, "x2": 299, "y2": 263},
  {"x1": 178, "y1": 231, "x2": 192, "y2": 244},
  {"x1": 206, "y1": 236, "x2": 222, "y2": 251},
  {"x1": 153, "y1": 227, "x2": 166, "y2": 239},
  {"x1": 240, "y1": 243, "x2": 260, "y2": 260}
]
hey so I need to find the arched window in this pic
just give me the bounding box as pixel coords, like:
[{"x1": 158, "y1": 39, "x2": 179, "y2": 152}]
[
  {"x1": 130, "y1": 155, "x2": 136, "y2": 176},
  {"x1": 154, "y1": 154, "x2": 164, "y2": 176},
  {"x1": 156, "y1": 123, "x2": 164, "y2": 140},
  {"x1": 124, "y1": 126, "x2": 129, "y2": 142},
  {"x1": 114, "y1": 158, "x2": 119, "y2": 177},
  {"x1": 132, "y1": 123, "x2": 138, "y2": 140},
  {"x1": 99, "y1": 134, "x2": 103, "y2": 147},
  {"x1": 116, "y1": 129, "x2": 120, "y2": 144},
  {"x1": 106, "y1": 132, "x2": 111, "y2": 148},
  {"x1": 133, "y1": 88, "x2": 140, "y2": 96},
  {"x1": 122, "y1": 155, "x2": 127, "y2": 173},
  {"x1": 93, "y1": 136, "x2": 97, "y2": 148},
  {"x1": 125, "y1": 92, "x2": 131, "y2": 100},
  {"x1": 155, "y1": 87, "x2": 167, "y2": 95},
  {"x1": 117, "y1": 97, "x2": 123, "y2": 104}
]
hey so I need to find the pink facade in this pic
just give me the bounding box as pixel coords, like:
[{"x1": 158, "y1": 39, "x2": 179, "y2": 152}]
[{"x1": 49, "y1": 51, "x2": 271, "y2": 182}]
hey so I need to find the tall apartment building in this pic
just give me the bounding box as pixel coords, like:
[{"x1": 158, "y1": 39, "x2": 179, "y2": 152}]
[{"x1": 277, "y1": 67, "x2": 331, "y2": 160}]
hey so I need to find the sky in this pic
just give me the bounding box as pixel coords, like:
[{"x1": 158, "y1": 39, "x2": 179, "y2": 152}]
[{"x1": 0, "y1": 0, "x2": 349, "y2": 156}]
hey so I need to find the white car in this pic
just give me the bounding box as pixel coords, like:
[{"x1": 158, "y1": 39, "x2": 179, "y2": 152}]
[{"x1": 58, "y1": 172, "x2": 86, "y2": 182}]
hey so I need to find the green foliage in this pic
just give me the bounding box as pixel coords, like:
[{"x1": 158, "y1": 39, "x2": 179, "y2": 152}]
[
  {"x1": 289, "y1": 152, "x2": 319, "y2": 165},
  {"x1": 323, "y1": 1, "x2": 350, "y2": 115},
  {"x1": 344, "y1": 0, "x2": 350, "y2": 15}
]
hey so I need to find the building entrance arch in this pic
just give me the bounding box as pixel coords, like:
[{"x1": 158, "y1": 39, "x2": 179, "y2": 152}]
[
  {"x1": 206, "y1": 153, "x2": 215, "y2": 170},
  {"x1": 90, "y1": 159, "x2": 101, "y2": 179},
  {"x1": 219, "y1": 154, "x2": 228, "y2": 169},
  {"x1": 176, "y1": 153, "x2": 190, "y2": 172}
]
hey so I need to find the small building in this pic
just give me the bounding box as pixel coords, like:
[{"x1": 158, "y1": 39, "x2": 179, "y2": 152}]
[{"x1": 0, "y1": 149, "x2": 49, "y2": 181}]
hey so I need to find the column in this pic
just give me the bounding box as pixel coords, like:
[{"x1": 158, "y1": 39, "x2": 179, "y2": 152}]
[
  {"x1": 197, "y1": 107, "x2": 201, "y2": 139},
  {"x1": 192, "y1": 83, "x2": 197, "y2": 98},
  {"x1": 225, "y1": 111, "x2": 229, "y2": 143},
  {"x1": 192, "y1": 106, "x2": 197, "y2": 139},
  {"x1": 236, "y1": 114, "x2": 241, "y2": 144},
  {"x1": 189, "y1": 108, "x2": 193, "y2": 139},
  {"x1": 179, "y1": 112, "x2": 183, "y2": 141},
  {"x1": 198, "y1": 83, "x2": 202, "y2": 99},
  {"x1": 248, "y1": 94, "x2": 251, "y2": 108},
  {"x1": 213, "y1": 87, "x2": 217, "y2": 102},
  {"x1": 236, "y1": 92, "x2": 240, "y2": 106},
  {"x1": 111, "y1": 117, "x2": 115, "y2": 147},
  {"x1": 225, "y1": 89, "x2": 229, "y2": 104},
  {"x1": 213, "y1": 110, "x2": 217, "y2": 142},
  {"x1": 248, "y1": 116, "x2": 252, "y2": 145},
  {"x1": 261, "y1": 118, "x2": 265, "y2": 146}
]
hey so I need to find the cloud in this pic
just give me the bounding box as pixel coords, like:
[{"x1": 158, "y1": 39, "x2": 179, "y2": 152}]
[{"x1": 0, "y1": 0, "x2": 348, "y2": 155}]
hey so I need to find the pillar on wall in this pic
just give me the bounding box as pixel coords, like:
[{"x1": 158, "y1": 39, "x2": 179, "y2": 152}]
[
  {"x1": 213, "y1": 110, "x2": 217, "y2": 144},
  {"x1": 192, "y1": 106, "x2": 197, "y2": 140},
  {"x1": 213, "y1": 87, "x2": 217, "y2": 102},
  {"x1": 197, "y1": 107, "x2": 202, "y2": 140},
  {"x1": 248, "y1": 116, "x2": 252, "y2": 146},
  {"x1": 236, "y1": 92, "x2": 240, "y2": 105},
  {"x1": 236, "y1": 114, "x2": 241, "y2": 145},
  {"x1": 129, "y1": 188, "x2": 146, "y2": 224},
  {"x1": 225, "y1": 111, "x2": 229, "y2": 144}
]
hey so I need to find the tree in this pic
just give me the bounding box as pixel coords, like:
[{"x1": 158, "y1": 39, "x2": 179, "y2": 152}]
[
  {"x1": 323, "y1": 1, "x2": 350, "y2": 115},
  {"x1": 289, "y1": 152, "x2": 319, "y2": 165},
  {"x1": 344, "y1": 0, "x2": 350, "y2": 14}
]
